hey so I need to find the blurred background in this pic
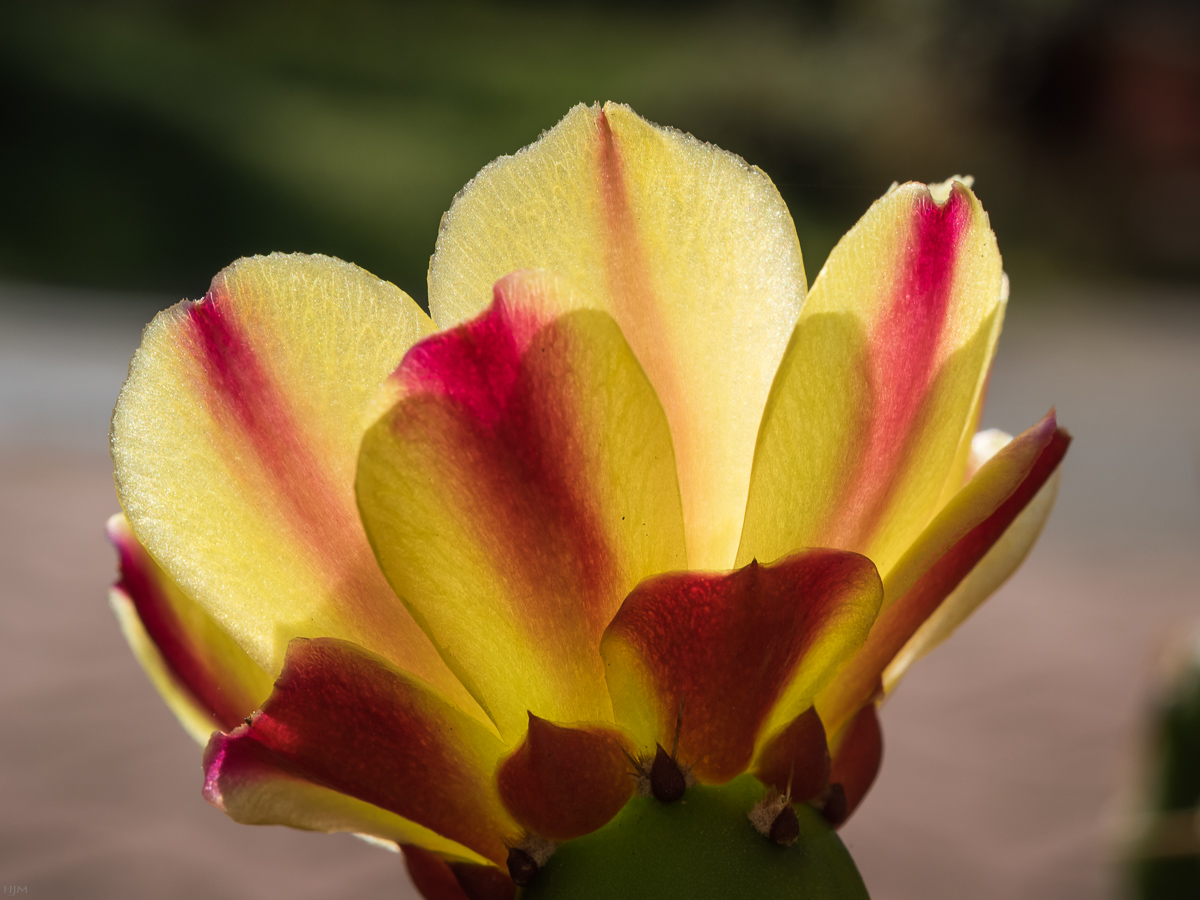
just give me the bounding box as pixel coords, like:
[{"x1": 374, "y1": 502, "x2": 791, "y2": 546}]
[{"x1": 1, "y1": 0, "x2": 1197, "y2": 898}]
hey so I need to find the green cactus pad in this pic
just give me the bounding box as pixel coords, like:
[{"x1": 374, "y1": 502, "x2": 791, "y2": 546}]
[{"x1": 521, "y1": 775, "x2": 870, "y2": 899}]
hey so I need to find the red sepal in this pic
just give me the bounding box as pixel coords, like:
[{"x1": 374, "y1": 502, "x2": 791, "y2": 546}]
[
  {"x1": 496, "y1": 714, "x2": 634, "y2": 841},
  {"x1": 752, "y1": 707, "x2": 831, "y2": 803},
  {"x1": 203, "y1": 638, "x2": 514, "y2": 864},
  {"x1": 402, "y1": 845, "x2": 515, "y2": 900},
  {"x1": 830, "y1": 703, "x2": 883, "y2": 826},
  {"x1": 603, "y1": 550, "x2": 880, "y2": 783}
]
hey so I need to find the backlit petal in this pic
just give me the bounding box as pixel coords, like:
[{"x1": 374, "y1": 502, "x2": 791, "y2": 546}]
[
  {"x1": 883, "y1": 463, "x2": 1063, "y2": 694},
  {"x1": 107, "y1": 514, "x2": 272, "y2": 741},
  {"x1": 203, "y1": 638, "x2": 517, "y2": 865},
  {"x1": 496, "y1": 714, "x2": 634, "y2": 841},
  {"x1": 358, "y1": 270, "x2": 686, "y2": 741},
  {"x1": 429, "y1": 103, "x2": 806, "y2": 570},
  {"x1": 738, "y1": 180, "x2": 1006, "y2": 577},
  {"x1": 818, "y1": 413, "x2": 1070, "y2": 732},
  {"x1": 600, "y1": 551, "x2": 881, "y2": 784},
  {"x1": 111, "y1": 254, "x2": 474, "y2": 714}
]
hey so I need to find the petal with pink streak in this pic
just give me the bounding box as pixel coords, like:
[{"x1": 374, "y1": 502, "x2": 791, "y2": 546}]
[
  {"x1": 738, "y1": 180, "x2": 1007, "y2": 579},
  {"x1": 111, "y1": 253, "x2": 475, "y2": 714},
  {"x1": 430, "y1": 103, "x2": 807, "y2": 570},
  {"x1": 358, "y1": 270, "x2": 686, "y2": 741},
  {"x1": 107, "y1": 513, "x2": 272, "y2": 741},
  {"x1": 818, "y1": 412, "x2": 1070, "y2": 733},
  {"x1": 884, "y1": 439, "x2": 1066, "y2": 694}
]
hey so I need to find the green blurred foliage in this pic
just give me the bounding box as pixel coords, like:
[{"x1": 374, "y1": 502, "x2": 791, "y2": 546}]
[
  {"x1": 2, "y1": 0, "x2": 1197, "y2": 304},
  {"x1": 1129, "y1": 647, "x2": 1200, "y2": 898}
]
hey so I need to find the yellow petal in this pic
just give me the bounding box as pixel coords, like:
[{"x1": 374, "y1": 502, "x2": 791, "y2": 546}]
[
  {"x1": 111, "y1": 253, "x2": 476, "y2": 715},
  {"x1": 358, "y1": 270, "x2": 687, "y2": 742},
  {"x1": 429, "y1": 103, "x2": 805, "y2": 570},
  {"x1": 737, "y1": 179, "x2": 1006, "y2": 578},
  {"x1": 883, "y1": 464, "x2": 1062, "y2": 694},
  {"x1": 107, "y1": 514, "x2": 273, "y2": 742}
]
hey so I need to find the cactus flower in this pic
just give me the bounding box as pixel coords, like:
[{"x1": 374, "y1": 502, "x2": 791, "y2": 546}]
[{"x1": 108, "y1": 103, "x2": 1069, "y2": 899}]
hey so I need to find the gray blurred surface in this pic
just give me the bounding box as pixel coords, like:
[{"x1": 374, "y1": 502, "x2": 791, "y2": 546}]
[{"x1": 1, "y1": 281, "x2": 1197, "y2": 898}]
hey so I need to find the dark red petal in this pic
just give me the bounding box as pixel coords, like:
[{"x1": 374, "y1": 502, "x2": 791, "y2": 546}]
[
  {"x1": 752, "y1": 707, "x2": 831, "y2": 803},
  {"x1": 203, "y1": 638, "x2": 515, "y2": 864},
  {"x1": 602, "y1": 550, "x2": 881, "y2": 783},
  {"x1": 496, "y1": 714, "x2": 634, "y2": 841},
  {"x1": 402, "y1": 846, "x2": 516, "y2": 900},
  {"x1": 829, "y1": 703, "x2": 884, "y2": 826},
  {"x1": 448, "y1": 861, "x2": 517, "y2": 900},
  {"x1": 403, "y1": 846, "x2": 472, "y2": 900}
]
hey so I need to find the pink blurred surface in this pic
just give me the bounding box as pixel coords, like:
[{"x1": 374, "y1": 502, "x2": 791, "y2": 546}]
[{"x1": 1, "y1": 285, "x2": 1197, "y2": 898}]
